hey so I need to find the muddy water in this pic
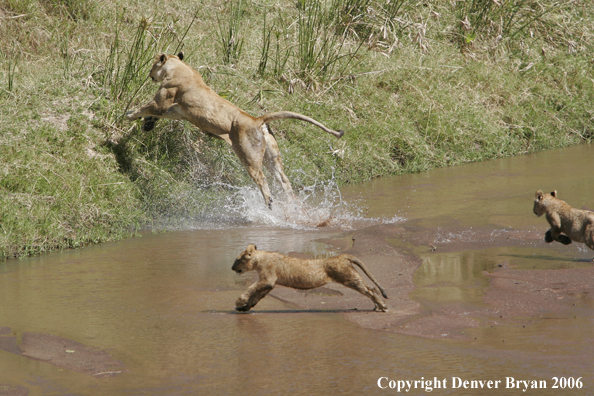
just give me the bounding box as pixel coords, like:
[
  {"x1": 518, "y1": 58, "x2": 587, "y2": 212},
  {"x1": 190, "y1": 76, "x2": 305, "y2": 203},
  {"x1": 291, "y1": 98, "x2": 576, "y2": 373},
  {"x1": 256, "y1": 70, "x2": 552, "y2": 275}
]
[{"x1": 1, "y1": 145, "x2": 593, "y2": 395}]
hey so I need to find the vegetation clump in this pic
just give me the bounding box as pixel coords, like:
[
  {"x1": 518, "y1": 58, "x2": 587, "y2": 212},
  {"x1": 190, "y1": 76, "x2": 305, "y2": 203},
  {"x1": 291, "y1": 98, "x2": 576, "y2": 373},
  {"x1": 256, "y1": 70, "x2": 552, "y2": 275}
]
[{"x1": 1, "y1": 0, "x2": 593, "y2": 259}]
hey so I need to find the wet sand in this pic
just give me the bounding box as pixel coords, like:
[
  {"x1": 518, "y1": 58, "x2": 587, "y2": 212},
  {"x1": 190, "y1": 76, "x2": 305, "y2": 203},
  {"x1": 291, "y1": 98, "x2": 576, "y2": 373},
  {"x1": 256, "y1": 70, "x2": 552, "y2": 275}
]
[
  {"x1": 264, "y1": 222, "x2": 593, "y2": 341},
  {"x1": 0, "y1": 330, "x2": 124, "y2": 378}
]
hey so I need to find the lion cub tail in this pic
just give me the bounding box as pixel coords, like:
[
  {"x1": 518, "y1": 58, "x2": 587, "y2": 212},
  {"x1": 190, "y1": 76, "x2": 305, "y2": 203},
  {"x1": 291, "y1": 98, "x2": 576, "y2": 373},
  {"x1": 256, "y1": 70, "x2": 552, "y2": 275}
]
[
  {"x1": 258, "y1": 111, "x2": 344, "y2": 139},
  {"x1": 348, "y1": 257, "x2": 388, "y2": 299}
]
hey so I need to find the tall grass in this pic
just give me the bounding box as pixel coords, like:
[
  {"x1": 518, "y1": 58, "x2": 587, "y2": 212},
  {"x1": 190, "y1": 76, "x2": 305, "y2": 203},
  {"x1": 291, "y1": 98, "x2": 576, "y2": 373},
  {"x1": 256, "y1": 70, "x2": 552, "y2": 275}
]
[
  {"x1": 257, "y1": 0, "x2": 366, "y2": 86},
  {"x1": 217, "y1": 0, "x2": 245, "y2": 65},
  {"x1": 257, "y1": 10, "x2": 291, "y2": 78},
  {"x1": 104, "y1": 15, "x2": 183, "y2": 102},
  {"x1": 332, "y1": 0, "x2": 372, "y2": 39},
  {"x1": 296, "y1": 0, "x2": 364, "y2": 84},
  {"x1": 455, "y1": 0, "x2": 573, "y2": 50}
]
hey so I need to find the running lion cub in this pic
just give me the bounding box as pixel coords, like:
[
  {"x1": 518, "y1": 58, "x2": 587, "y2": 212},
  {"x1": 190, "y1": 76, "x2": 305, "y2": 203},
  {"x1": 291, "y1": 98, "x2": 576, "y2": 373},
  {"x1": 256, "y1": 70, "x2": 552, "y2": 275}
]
[
  {"x1": 533, "y1": 190, "x2": 594, "y2": 254},
  {"x1": 231, "y1": 244, "x2": 388, "y2": 312}
]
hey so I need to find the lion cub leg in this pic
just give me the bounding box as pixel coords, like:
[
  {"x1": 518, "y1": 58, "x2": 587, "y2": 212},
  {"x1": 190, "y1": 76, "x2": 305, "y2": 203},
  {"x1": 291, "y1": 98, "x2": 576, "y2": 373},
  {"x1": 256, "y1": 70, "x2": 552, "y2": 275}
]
[
  {"x1": 337, "y1": 272, "x2": 388, "y2": 312},
  {"x1": 545, "y1": 228, "x2": 572, "y2": 245},
  {"x1": 236, "y1": 281, "x2": 275, "y2": 312}
]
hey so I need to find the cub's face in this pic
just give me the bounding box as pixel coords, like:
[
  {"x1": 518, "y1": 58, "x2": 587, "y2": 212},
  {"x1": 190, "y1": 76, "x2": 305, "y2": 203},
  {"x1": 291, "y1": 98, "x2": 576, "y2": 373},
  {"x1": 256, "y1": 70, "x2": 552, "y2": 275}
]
[
  {"x1": 232, "y1": 244, "x2": 257, "y2": 274},
  {"x1": 533, "y1": 190, "x2": 556, "y2": 217}
]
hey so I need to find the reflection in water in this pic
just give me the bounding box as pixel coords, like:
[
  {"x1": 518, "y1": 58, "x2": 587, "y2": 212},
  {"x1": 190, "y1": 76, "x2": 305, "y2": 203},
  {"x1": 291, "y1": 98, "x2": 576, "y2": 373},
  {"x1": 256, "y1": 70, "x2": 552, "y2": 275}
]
[
  {"x1": 412, "y1": 252, "x2": 496, "y2": 305},
  {"x1": 2, "y1": 144, "x2": 594, "y2": 395}
]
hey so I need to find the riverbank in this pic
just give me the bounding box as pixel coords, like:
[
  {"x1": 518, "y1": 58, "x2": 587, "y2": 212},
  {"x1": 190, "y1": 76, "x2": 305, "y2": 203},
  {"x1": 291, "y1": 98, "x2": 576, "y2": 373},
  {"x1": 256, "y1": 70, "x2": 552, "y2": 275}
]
[{"x1": 2, "y1": 0, "x2": 594, "y2": 259}]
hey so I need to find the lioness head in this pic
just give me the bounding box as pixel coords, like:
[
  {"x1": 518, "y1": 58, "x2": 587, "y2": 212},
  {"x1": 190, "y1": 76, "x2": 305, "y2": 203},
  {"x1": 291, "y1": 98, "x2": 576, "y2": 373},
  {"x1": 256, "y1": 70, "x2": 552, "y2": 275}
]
[
  {"x1": 232, "y1": 244, "x2": 257, "y2": 274},
  {"x1": 533, "y1": 190, "x2": 557, "y2": 216},
  {"x1": 149, "y1": 52, "x2": 184, "y2": 82}
]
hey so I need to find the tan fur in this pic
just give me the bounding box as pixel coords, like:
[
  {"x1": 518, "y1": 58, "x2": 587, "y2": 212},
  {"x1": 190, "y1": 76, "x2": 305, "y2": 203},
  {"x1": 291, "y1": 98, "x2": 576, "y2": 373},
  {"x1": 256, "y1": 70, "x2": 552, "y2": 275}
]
[
  {"x1": 231, "y1": 244, "x2": 388, "y2": 312},
  {"x1": 125, "y1": 53, "x2": 344, "y2": 208},
  {"x1": 533, "y1": 190, "x2": 594, "y2": 253}
]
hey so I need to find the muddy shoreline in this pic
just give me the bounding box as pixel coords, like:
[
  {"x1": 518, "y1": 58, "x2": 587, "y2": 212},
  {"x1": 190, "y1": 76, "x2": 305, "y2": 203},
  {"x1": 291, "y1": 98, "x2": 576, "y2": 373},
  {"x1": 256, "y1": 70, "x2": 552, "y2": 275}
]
[{"x1": 271, "y1": 221, "x2": 593, "y2": 342}]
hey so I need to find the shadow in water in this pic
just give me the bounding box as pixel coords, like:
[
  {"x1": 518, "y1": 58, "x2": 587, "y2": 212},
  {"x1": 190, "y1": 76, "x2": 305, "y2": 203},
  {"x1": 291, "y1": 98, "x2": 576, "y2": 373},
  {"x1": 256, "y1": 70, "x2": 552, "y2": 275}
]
[{"x1": 205, "y1": 308, "x2": 369, "y2": 314}]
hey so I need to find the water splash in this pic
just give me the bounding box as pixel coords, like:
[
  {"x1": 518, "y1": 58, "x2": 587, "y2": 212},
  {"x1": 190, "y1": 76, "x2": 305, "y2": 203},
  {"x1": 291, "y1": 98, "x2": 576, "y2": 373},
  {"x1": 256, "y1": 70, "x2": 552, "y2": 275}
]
[{"x1": 150, "y1": 176, "x2": 404, "y2": 231}]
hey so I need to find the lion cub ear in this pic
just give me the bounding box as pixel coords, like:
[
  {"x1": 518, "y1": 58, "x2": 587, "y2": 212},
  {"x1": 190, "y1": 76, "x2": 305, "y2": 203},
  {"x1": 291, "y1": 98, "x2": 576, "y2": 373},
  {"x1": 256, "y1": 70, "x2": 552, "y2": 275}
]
[
  {"x1": 177, "y1": 52, "x2": 184, "y2": 61},
  {"x1": 246, "y1": 244, "x2": 257, "y2": 254},
  {"x1": 156, "y1": 53, "x2": 166, "y2": 63},
  {"x1": 535, "y1": 190, "x2": 544, "y2": 201}
]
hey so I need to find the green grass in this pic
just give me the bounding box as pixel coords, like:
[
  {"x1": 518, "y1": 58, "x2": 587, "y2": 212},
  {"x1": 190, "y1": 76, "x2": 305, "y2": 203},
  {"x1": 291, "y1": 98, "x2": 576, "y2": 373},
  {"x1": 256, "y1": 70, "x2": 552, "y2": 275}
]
[{"x1": 1, "y1": 0, "x2": 593, "y2": 259}]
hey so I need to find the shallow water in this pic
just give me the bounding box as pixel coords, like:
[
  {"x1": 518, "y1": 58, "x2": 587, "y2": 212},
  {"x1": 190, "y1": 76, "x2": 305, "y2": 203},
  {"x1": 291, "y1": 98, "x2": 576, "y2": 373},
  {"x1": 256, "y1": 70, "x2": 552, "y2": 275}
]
[{"x1": 1, "y1": 145, "x2": 593, "y2": 395}]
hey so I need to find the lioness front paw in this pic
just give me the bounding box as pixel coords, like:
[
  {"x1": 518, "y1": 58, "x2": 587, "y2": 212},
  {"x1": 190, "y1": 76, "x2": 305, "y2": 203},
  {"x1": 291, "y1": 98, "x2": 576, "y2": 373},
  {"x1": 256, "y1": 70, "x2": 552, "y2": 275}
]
[
  {"x1": 142, "y1": 116, "x2": 158, "y2": 132},
  {"x1": 125, "y1": 111, "x2": 138, "y2": 121},
  {"x1": 235, "y1": 305, "x2": 252, "y2": 312}
]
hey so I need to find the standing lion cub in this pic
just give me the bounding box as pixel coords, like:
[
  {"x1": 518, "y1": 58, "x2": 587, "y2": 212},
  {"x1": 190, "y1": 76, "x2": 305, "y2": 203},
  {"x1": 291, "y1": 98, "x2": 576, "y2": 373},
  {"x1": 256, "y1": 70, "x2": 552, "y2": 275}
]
[
  {"x1": 231, "y1": 244, "x2": 389, "y2": 312},
  {"x1": 533, "y1": 190, "x2": 594, "y2": 255},
  {"x1": 125, "y1": 52, "x2": 344, "y2": 208}
]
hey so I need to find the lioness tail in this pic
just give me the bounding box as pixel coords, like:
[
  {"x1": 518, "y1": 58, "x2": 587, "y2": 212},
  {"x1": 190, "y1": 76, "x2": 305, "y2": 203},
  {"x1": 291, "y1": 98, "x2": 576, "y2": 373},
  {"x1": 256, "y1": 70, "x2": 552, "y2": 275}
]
[
  {"x1": 258, "y1": 111, "x2": 344, "y2": 139},
  {"x1": 348, "y1": 257, "x2": 388, "y2": 299}
]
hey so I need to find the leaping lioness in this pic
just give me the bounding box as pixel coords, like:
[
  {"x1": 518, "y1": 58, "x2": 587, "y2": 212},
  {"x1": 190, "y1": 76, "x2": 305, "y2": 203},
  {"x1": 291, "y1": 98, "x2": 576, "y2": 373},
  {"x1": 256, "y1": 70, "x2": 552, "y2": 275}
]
[
  {"x1": 125, "y1": 52, "x2": 344, "y2": 208},
  {"x1": 231, "y1": 244, "x2": 389, "y2": 312}
]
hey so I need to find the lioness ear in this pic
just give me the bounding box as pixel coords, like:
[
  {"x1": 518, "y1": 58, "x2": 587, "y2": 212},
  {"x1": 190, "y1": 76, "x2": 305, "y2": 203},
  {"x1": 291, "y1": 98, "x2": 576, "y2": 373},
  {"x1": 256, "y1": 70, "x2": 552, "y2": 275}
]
[
  {"x1": 157, "y1": 53, "x2": 166, "y2": 63},
  {"x1": 177, "y1": 52, "x2": 184, "y2": 61},
  {"x1": 535, "y1": 190, "x2": 543, "y2": 201},
  {"x1": 551, "y1": 190, "x2": 557, "y2": 197}
]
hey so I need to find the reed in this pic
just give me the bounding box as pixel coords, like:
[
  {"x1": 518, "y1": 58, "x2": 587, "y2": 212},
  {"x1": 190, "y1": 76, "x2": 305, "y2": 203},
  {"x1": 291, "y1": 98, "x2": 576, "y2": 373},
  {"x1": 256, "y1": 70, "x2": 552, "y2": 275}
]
[
  {"x1": 295, "y1": 0, "x2": 364, "y2": 84},
  {"x1": 6, "y1": 57, "x2": 16, "y2": 93},
  {"x1": 455, "y1": 0, "x2": 568, "y2": 46},
  {"x1": 257, "y1": 9, "x2": 291, "y2": 78},
  {"x1": 217, "y1": 0, "x2": 245, "y2": 65}
]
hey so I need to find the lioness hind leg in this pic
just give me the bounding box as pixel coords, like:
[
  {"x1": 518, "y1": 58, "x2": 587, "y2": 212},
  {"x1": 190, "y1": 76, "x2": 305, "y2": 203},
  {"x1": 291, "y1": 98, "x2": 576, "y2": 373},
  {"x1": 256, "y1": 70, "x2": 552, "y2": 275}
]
[
  {"x1": 231, "y1": 125, "x2": 273, "y2": 208},
  {"x1": 262, "y1": 126, "x2": 296, "y2": 202}
]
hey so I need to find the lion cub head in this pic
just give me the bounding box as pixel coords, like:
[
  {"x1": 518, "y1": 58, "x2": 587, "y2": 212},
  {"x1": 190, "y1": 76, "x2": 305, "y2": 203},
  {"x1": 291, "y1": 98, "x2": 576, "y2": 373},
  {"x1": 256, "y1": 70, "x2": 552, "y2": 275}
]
[
  {"x1": 149, "y1": 52, "x2": 184, "y2": 82},
  {"x1": 533, "y1": 190, "x2": 557, "y2": 217},
  {"x1": 232, "y1": 244, "x2": 257, "y2": 274}
]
